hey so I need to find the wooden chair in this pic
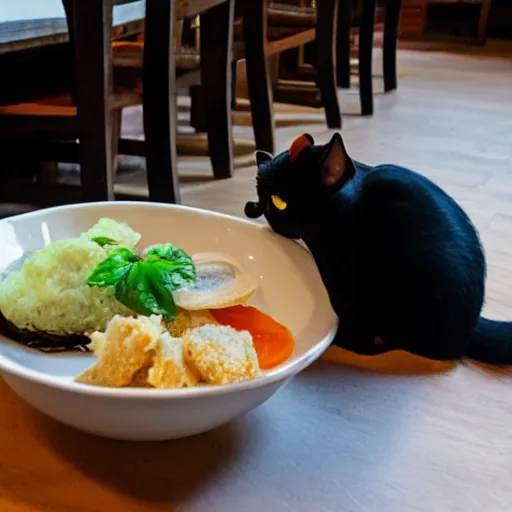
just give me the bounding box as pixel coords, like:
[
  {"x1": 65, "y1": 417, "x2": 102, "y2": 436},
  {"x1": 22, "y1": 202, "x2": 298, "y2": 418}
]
[
  {"x1": 0, "y1": 0, "x2": 131, "y2": 205},
  {"x1": 186, "y1": 0, "x2": 277, "y2": 155},
  {"x1": 279, "y1": 0, "x2": 402, "y2": 117},
  {"x1": 189, "y1": 0, "x2": 340, "y2": 156},
  {"x1": 234, "y1": 0, "x2": 342, "y2": 132},
  {"x1": 110, "y1": 0, "x2": 236, "y2": 182},
  {"x1": 337, "y1": 0, "x2": 403, "y2": 116},
  {"x1": 0, "y1": 0, "x2": 235, "y2": 208}
]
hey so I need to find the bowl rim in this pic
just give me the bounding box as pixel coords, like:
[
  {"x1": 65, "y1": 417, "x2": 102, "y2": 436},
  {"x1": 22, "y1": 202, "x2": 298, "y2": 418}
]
[{"x1": 0, "y1": 201, "x2": 338, "y2": 399}]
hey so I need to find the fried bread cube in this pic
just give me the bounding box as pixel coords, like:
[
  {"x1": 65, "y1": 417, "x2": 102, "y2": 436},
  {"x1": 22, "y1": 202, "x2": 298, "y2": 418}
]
[
  {"x1": 147, "y1": 332, "x2": 200, "y2": 388},
  {"x1": 165, "y1": 308, "x2": 219, "y2": 338},
  {"x1": 183, "y1": 324, "x2": 260, "y2": 385},
  {"x1": 76, "y1": 312, "x2": 261, "y2": 389},
  {"x1": 127, "y1": 364, "x2": 156, "y2": 387},
  {"x1": 76, "y1": 314, "x2": 162, "y2": 387}
]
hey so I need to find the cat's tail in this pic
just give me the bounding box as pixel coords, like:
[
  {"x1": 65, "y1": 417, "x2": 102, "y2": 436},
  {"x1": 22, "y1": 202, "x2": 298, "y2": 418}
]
[{"x1": 466, "y1": 317, "x2": 512, "y2": 365}]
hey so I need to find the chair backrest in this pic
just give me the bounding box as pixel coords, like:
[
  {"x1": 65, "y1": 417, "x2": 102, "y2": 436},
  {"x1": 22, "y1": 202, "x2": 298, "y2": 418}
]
[{"x1": 60, "y1": 0, "x2": 144, "y2": 99}]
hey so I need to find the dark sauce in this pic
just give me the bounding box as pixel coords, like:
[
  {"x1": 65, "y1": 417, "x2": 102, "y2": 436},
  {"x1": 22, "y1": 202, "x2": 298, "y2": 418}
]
[{"x1": 0, "y1": 310, "x2": 90, "y2": 353}]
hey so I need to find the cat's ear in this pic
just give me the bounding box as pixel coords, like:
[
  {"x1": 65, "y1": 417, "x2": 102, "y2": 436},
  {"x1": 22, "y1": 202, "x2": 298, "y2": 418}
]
[
  {"x1": 255, "y1": 150, "x2": 273, "y2": 167},
  {"x1": 289, "y1": 133, "x2": 314, "y2": 163},
  {"x1": 321, "y1": 132, "x2": 350, "y2": 187}
]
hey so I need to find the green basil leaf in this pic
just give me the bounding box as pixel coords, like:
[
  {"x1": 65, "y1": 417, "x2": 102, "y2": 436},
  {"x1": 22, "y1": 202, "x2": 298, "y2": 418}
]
[
  {"x1": 87, "y1": 247, "x2": 139, "y2": 287},
  {"x1": 113, "y1": 262, "x2": 152, "y2": 316},
  {"x1": 108, "y1": 247, "x2": 140, "y2": 263},
  {"x1": 114, "y1": 261, "x2": 177, "y2": 321},
  {"x1": 143, "y1": 263, "x2": 179, "y2": 320},
  {"x1": 91, "y1": 236, "x2": 118, "y2": 247},
  {"x1": 146, "y1": 243, "x2": 190, "y2": 262},
  {"x1": 145, "y1": 243, "x2": 196, "y2": 290},
  {"x1": 151, "y1": 259, "x2": 195, "y2": 290}
]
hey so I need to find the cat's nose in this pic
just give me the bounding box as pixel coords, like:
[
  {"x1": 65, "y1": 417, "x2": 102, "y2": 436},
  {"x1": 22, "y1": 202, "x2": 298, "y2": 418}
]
[{"x1": 244, "y1": 201, "x2": 264, "y2": 219}]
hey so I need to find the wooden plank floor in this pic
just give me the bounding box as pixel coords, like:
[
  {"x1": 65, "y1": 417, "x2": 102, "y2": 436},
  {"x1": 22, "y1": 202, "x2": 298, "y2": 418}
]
[
  {"x1": 2, "y1": 47, "x2": 512, "y2": 512},
  {"x1": 116, "y1": 47, "x2": 512, "y2": 507},
  {"x1": 118, "y1": 47, "x2": 512, "y2": 318}
]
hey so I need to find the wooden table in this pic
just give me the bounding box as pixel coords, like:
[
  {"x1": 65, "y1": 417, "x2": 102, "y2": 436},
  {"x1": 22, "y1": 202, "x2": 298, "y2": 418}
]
[
  {"x1": 0, "y1": 0, "x2": 237, "y2": 204},
  {"x1": 0, "y1": 0, "x2": 231, "y2": 53},
  {"x1": 1, "y1": 347, "x2": 512, "y2": 511},
  {"x1": 0, "y1": 0, "x2": 145, "y2": 53}
]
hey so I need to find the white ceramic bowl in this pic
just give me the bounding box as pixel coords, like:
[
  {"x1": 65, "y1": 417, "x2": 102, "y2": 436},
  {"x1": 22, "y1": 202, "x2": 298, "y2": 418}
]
[{"x1": 0, "y1": 202, "x2": 337, "y2": 441}]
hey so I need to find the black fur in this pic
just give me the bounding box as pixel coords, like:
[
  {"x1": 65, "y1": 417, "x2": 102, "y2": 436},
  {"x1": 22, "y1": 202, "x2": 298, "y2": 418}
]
[{"x1": 245, "y1": 133, "x2": 512, "y2": 364}]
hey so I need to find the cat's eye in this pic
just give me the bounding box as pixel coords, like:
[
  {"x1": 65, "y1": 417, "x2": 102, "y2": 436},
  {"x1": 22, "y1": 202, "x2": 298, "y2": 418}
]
[{"x1": 271, "y1": 195, "x2": 287, "y2": 211}]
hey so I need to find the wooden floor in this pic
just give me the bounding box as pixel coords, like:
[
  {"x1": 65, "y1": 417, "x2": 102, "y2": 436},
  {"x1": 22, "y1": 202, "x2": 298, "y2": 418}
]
[
  {"x1": 2, "y1": 47, "x2": 512, "y2": 512},
  {"x1": 123, "y1": 46, "x2": 512, "y2": 506},
  {"x1": 117, "y1": 46, "x2": 512, "y2": 326}
]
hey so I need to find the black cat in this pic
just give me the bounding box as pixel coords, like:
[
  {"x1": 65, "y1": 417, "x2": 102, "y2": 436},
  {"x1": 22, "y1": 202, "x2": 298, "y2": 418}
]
[{"x1": 245, "y1": 132, "x2": 512, "y2": 364}]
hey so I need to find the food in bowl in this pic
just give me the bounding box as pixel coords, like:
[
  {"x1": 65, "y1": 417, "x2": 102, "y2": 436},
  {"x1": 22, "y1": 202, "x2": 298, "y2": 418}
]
[
  {"x1": 0, "y1": 218, "x2": 295, "y2": 389},
  {"x1": 0, "y1": 218, "x2": 140, "y2": 343},
  {"x1": 76, "y1": 314, "x2": 261, "y2": 388}
]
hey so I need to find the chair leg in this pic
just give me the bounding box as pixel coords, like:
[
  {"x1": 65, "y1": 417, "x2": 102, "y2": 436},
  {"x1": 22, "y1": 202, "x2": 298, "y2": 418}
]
[
  {"x1": 112, "y1": 108, "x2": 122, "y2": 174},
  {"x1": 316, "y1": 0, "x2": 342, "y2": 129},
  {"x1": 72, "y1": 0, "x2": 115, "y2": 202},
  {"x1": 200, "y1": 0, "x2": 235, "y2": 179},
  {"x1": 231, "y1": 61, "x2": 238, "y2": 110},
  {"x1": 190, "y1": 85, "x2": 207, "y2": 133},
  {"x1": 143, "y1": 0, "x2": 180, "y2": 203},
  {"x1": 240, "y1": 0, "x2": 275, "y2": 155},
  {"x1": 337, "y1": 0, "x2": 352, "y2": 89},
  {"x1": 359, "y1": 0, "x2": 376, "y2": 116},
  {"x1": 475, "y1": 0, "x2": 491, "y2": 45},
  {"x1": 383, "y1": 0, "x2": 402, "y2": 92}
]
